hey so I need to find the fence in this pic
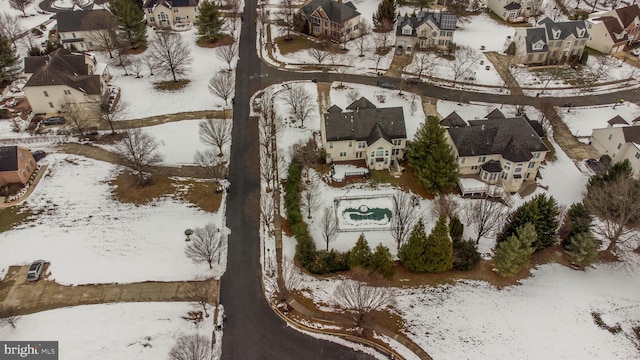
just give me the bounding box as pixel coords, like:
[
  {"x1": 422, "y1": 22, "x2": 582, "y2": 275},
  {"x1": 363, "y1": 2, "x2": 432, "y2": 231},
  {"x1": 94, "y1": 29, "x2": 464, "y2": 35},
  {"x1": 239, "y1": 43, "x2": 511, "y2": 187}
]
[
  {"x1": 0, "y1": 135, "x2": 69, "y2": 146},
  {"x1": 334, "y1": 194, "x2": 395, "y2": 232}
]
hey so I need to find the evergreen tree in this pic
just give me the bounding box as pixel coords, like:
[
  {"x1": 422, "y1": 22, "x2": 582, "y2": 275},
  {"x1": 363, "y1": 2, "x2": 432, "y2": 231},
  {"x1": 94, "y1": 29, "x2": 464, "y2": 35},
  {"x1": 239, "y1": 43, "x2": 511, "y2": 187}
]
[
  {"x1": 197, "y1": 0, "x2": 224, "y2": 43},
  {"x1": 493, "y1": 223, "x2": 536, "y2": 277},
  {"x1": 448, "y1": 216, "x2": 464, "y2": 242},
  {"x1": 423, "y1": 215, "x2": 453, "y2": 273},
  {"x1": 368, "y1": 244, "x2": 394, "y2": 276},
  {"x1": 498, "y1": 194, "x2": 559, "y2": 251},
  {"x1": 110, "y1": 0, "x2": 147, "y2": 48},
  {"x1": 0, "y1": 34, "x2": 20, "y2": 83},
  {"x1": 588, "y1": 159, "x2": 632, "y2": 187},
  {"x1": 452, "y1": 238, "x2": 481, "y2": 271},
  {"x1": 565, "y1": 232, "x2": 598, "y2": 268},
  {"x1": 349, "y1": 234, "x2": 371, "y2": 268},
  {"x1": 407, "y1": 116, "x2": 459, "y2": 194},
  {"x1": 372, "y1": 0, "x2": 397, "y2": 31},
  {"x1": 562, "y1": 202, "x2": 592, "y2": 248},
  {"x1": 399, "y1": 219, "x2": 428, "y2": 272}
]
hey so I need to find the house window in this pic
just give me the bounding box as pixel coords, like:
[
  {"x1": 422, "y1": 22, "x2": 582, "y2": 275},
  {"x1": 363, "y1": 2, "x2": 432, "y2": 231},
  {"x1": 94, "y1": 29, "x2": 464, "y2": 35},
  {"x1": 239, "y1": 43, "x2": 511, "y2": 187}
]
[
  {"x1": 148, "y1": 8, "x2": 153, "y2": 13},
  {"x1": 608, "y1": 134, "x2": 613, "y2": 140},
  {"x1": 478, "y1": 156, "x2": 486, "y2": 163},
  {"x1": 504, "y1": 163, "x2": 511, "y2": 170},
  {"x1": 348, "y1": 141, "x2": 352, "y2": 147},
  {"x1": 329, "y1": 143, "x2": 333, "y2": 148},
  {"x1": 617, "y1": 143, "x2": 622, "y2": 150},
  {"x1": 149, "y1": 17, "x2": 154, "y2": 22},
  {"x1": 528, "y1": 162, "x2": 535, "y2": 168},
  {"x1": 635, "y1": 152, "x2": 640, "y2": 159},
  {"x1": 393, "y1": 139, "x2": 401, "y2": 146},
  {"x1": 48, "y1": 102, "x2": 54, "y2": 108},
  {"x1": 64, "y1": 90, "x2": 71, "y2": 95},
  {"x1": 515, "y1": 166, "x2": 522, "y2": 173},
  {"x1": 339, "y1": 152, "x2": 346, "y2": 157},
  {"x1": 392, "y1": 149, "x2": 399, "y2": 155},
  {"x1": 175, "y1": 16, "x2": 181, "y2": 21},
  {"x1": 460, "y1": 158, "x2": 465, "y2": 164},
  {"x1": 471, "y1": 165, "x2": 478, "y2": 170},
  {"x1": 533, "y1": 153, "x2": 540, "y2": 159},
  {"x1": 375, "y1": 148, "x2": 384, "y2": 157},
  {"x1": 158, "y1": 12, "x2": 168, "y2": 21},
  {"x1": 174, "y1": 8, "x2": 178, "y2": 12},
  {"x1": 501, "y1": 172, "x2": 508, "y2": 180},
  {"x1": 358, "y1": 142, "x2": 365, "y2": 148},
  {"x1": 356, "y1": 152, "x2": 363, "y2": 158},
  {"x1": 72, "y1": 32, "x2": 76, "y2": 38},
  {"x1": 402, "y1": 28, "x2": 412, "y2": 35},
  {"x1": 43, "y1": 91, "x2": 49, "y2": 97}
]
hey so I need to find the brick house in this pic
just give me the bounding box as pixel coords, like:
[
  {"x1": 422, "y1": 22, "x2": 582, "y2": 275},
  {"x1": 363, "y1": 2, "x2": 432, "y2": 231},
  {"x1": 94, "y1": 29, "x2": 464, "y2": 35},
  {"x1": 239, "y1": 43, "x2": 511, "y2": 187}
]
[
  {"x1": 300, "y1": 0, "x2": 361, "y2": 42},
  {"x1": 0, "y1": 146, "x2": 37, "y2": 188}
]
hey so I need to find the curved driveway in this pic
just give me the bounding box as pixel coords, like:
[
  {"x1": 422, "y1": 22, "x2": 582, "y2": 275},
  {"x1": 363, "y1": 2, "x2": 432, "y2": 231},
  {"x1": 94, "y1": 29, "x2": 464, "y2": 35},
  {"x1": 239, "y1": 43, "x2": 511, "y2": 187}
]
[{"x1": 220, "y1": 3, "x2": 640, "y2": 360}]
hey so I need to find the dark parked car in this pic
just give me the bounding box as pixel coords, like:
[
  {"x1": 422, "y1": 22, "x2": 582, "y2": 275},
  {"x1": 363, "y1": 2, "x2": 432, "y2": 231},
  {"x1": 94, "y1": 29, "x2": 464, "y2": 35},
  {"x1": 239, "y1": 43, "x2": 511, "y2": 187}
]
[
  {"x1": 377, "y1": 81, "x2": 396, "y2": 89},
  {"x1": 27, "y1": 260, "x2": 45, "y2": 281},
  {"x1": 407, "y1": 77, "x2": 421, "y2": 85},
  {"x1": 43, "y1": 116, "x2": 66, "y2": 125},
  {"x1": 31, "y1": 150, "x2": 46, "y2": 161}
]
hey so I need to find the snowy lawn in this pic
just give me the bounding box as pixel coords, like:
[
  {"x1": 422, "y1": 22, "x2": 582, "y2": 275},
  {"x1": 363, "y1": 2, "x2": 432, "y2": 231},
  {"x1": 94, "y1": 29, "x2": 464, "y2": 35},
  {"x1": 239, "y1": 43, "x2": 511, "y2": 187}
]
[
  {"x1": 559, "y1": 102, "x2": 640, "y2": 138},
  {"x1": 0, "y1": 302, "x2": 216, "y2": 360},
  {"x1": 0, "y1": 1, "x2": 54, "y2": 35},
  {"x1": 0, "y1": 154, "x2": 226, "y2": 285}
]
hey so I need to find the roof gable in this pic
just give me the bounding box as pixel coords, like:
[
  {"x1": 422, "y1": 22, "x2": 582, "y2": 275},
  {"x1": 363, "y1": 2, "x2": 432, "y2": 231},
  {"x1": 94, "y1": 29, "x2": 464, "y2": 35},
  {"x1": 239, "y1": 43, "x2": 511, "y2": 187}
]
[
  {"x1": 346, "y1": 97, "x2": 376, "y2": 110},
  {"x1": 24, "y1": 49, "x2": 102, "y2": 95},
  {"x1": 324, "y1": 98, "x2": 406, "y2": 142},
  {"x1": 440, "y1": 111, "x2": 467, "y2": 127},
  {"x1": 56, "y1": 9, "x2": 113, "y2": 33},
  {"x1": 614, "y1": 4, "x2": 640, "y2": 27},
  {"x1": 622, "y1": 126, "x2": 640, "y2": 143},
  {"x1": 301, "y1": 0, "x2": 360, "y2": 23}
]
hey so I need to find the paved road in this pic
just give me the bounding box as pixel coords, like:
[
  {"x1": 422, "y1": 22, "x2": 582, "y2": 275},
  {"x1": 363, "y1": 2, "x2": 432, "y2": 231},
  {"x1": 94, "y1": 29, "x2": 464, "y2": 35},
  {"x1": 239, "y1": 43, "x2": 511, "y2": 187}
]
[{"x1": 219, "y1": 1, "x2": 376, "y2": 359}]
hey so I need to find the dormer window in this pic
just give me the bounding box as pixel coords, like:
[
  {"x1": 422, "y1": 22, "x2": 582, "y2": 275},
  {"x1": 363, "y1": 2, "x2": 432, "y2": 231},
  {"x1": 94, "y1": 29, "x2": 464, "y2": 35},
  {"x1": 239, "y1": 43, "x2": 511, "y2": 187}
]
[
  {"x1": 553, "y1": 28, "x2": 561, "y2": 39},
  {"x1": 402, "y1": 26, "x2": 412, "y2": 35},
  {"x1": 577, "y1": 27, "x2": 585, "y2": 37},
  {"x1": 532, "y1": 40, "x2": 544, "y2": 50}
]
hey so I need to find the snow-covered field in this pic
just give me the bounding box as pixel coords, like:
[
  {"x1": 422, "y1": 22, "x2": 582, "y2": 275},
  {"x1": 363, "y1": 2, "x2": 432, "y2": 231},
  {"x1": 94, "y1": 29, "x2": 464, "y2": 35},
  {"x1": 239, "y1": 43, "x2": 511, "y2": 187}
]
[
  {"x1": 0, "y1": 302, "x2": 216, "y2": 360},
  {"x1": 559, "y1": 102, "x2": 640, "y2": 138}
]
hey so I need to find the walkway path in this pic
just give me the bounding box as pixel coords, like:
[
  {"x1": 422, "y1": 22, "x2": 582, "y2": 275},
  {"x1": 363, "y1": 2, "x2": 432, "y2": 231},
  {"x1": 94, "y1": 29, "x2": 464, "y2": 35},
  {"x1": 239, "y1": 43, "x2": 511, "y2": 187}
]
[
  {"x1": 538, "y1": 103, "x2": 600, "y2": 160},
  {"x1": 0, "y1": 265, "x2": 218, "y2": 316},
  {"x1": 484, "y1": 52, "x2": 523, "y2": 96}
]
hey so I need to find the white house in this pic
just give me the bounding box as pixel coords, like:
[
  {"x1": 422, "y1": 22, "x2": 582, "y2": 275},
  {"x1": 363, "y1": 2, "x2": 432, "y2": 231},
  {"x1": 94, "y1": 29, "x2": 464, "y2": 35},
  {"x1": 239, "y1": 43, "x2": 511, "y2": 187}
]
[
  {"x1": 586, "y1": 16, "x2": 628, "y2": 54},
  {"x1": 56, "y1": 9, "x2": 115, "y2": 51},
  {"x1": 513, "y1": 17, "x2": 589, "y2": 65},
  {"x1": 590, "y1": 116, "x2": 640, "y2": 177},
  {"x1": 395, "y1": 11, "x2": 457, "y2": 54},
  {"x1": 144, "y1": 0, "x2": 199, "y2": 28},
  {"x1": 488, "y1": 0, "x2": 542, "y2": 22}
]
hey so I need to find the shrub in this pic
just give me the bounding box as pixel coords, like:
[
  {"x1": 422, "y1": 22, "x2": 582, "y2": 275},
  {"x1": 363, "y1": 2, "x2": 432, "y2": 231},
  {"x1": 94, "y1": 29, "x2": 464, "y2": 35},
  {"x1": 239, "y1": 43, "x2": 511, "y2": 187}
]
[
  {"x1": 348, "y1": 234, "x2": 371, "y2": 268},
  {"x1": 452, "y1": 238, "x2": 481, "y2": 271},
  {"x1": 368, "y1": 244, "x2": 394, "y2": 276},
  {"x1": 448, "y1": 216, "x2": 464, "y2": 242},
  {"x1": 565, "y1": 232, "x2": 598, "y2": 267}
]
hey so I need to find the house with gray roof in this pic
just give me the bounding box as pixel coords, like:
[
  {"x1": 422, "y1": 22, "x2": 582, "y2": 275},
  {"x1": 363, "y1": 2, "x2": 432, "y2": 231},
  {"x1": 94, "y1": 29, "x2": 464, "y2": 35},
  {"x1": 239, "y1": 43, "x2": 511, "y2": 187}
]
[
  {"x1": 513, "y1": 17, "x2": 589, "y2": 65},
  {"x1": 0, "y1": 146, "x2": 36, "y2": 189},
  {"x1": 144, "y1": 0, "x2": 199, "y2": 28},
  {"x1": 300, "y1": 0, "x2": 361, "y2": 42},
  {"x1": 591, "y1": 117, "x2": 640, "y2": 177},
  {"x1": 488, "y1": 0, "x2": 542, "y2": 22},
  {"x1": 445, "y1": 110, "x2": 548, "y2": 193},
  {"x1": 23, "y1": 49, "x2": 110, "y2": 114},
  {"x1": 56, "y1": 9, "x2": 114, "y2": 51},
  {"x1": 321, "y1": 97, "x2": 406, "y2": 170},
  {"x1": 395, "y1": 11, "x2": 457, "y2": 54}
]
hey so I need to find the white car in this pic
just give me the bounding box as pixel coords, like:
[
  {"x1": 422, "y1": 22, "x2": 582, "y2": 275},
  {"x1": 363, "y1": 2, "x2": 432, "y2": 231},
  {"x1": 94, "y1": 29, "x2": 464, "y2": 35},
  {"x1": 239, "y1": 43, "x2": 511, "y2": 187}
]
[{"x1": 631, "y1": 48, "x2": 640, "y2": 56}]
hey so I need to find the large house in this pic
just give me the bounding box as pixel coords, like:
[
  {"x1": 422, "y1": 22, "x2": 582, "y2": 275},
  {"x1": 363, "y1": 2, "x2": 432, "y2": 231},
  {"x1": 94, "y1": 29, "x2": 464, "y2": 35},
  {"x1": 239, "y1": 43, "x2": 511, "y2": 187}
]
[
  {"x1": 144, "y1": 0, "x2": 199, "y2": 28},
  {"x1": 443, "y1": 109, "x2": 548, "y2": 195},
  {"x1": 0, "y1": 146, "x2": 37, "y2": 189},
  {"x1": 590, "y1": 116, "x2": 640, "y2": 177},
  {"x1": 586, "y1": 5, "x2": 640, "y2": 53},
  {"x1": 300, "y1": 0, "x2": 361, "y2": 42},
  {"x1": 321, "y1": 97, "x2": 406, "y2": 171},
  {"x1": 56, "y1": 9, "x2": 115, "y2": 51},
  {"x1": 488, "y1": 0, "x2": 542, "y2": 22},
  {"x1": 395, "y1": 11, "x2": 457, "y2": 54},
  {"x1": 513, "y1": 17, "x2": 589, "y2": 65},
  {"x1": 23, "y1": 49, "x2": 110, "y2": 114}
]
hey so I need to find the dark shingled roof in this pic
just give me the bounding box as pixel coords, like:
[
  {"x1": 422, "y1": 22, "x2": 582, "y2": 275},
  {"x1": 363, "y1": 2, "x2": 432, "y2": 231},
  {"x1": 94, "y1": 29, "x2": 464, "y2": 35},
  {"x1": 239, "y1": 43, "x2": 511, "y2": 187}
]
[
  {"x1": 622, "y1": 126, "x2": 640, "y2": 144},
  {"x1": 24, "y1": 49, "x2": 102, "y2": 95},
  {"x1": 440, "y1": 111, "x2": 467, "y2": 128},
  {"x1": 527, "y1": 120, "x2": 545, "y2": 137},
  {"x1": 326, "y1": 104, "x2": 343, "y2": 113},
  {"x1": 538, "y1": 17, "x2": 589, "y2": 41},
  {"x1": 324, "y1": 100, "x2": 406, "y2": 142},
  {"x1": 608, "y1": 115, "x2": 629, "y2": 126},
  {"x1": 56, "y1": 9, "x2": 113, "y2": 33},
  {"x1": 481, "y1": 159, "x2": 502, "y2": 173},
  {"x1": 395, "y1": 11, "x2": 457, "y2": 37},
  {"x1": 24, "y1": 57, "x2": 47, "y2": 74},
  {"x1": 448, "y1": 117, "x2": 549, "y2": 162},
  {"x1": 485, "y1": 108, "x2": 505, "y2": 119},
  {"x1": 301, "y1": 0, "x2": 360, "y2": 23},
  {"x1": 614, "y1": 4, "x2": 640, "y2": 28},
  {"x1": 0, "y1": 146, "x2": 19, "y2": 172},
  {"x1": 346, "y1": 97, "x2": 376, "y2": 110},
  {"x1": 144, "y1": 0, "x2": 199, "y2": 8},
  {"x1": 593, "y1": 16, "x2": 629, "y2": 44},
  {"x1": 504, "y1": 2, "x2": 521, "y2": 10},
  {"x1": 525, "y1": 27, "x2": 549, "y2": 53}
]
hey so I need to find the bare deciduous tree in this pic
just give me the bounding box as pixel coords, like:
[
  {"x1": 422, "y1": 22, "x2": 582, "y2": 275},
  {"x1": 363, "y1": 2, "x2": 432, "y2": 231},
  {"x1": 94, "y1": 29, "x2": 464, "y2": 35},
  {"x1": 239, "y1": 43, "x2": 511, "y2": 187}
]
[
  {"x1": 447, "y1": 46, "x2": 481, "y2": 87},
  {"x1": 60, "y1": 96, "x2": 98, "y2": 137},
  {"x1": 258, "y1": 90, "x2": 282, "y2": 158},
  {"x1": 184, "y1": 279, "x2": 213, "y2": 317},
  {"x1": 208, "y1": 71, "x2": 235, "y2": 106},
  {"x1": 355, "y1": 19, "x2": 371, "y2": 57},
  {"x1": 216, "y1": 43, "x2": 238, "y2": 71},
  {"x1": 320, "y1": 207, "x2": 338, "y2": 251},
  {"x1": 88, "y1": 13, "x2": 119, "y2": 58},
  {"x1": 0, "y1": 311, "x2": 20, "y2": 329},
  {"x1": 346, "y1": 89, "x2": 361, "y2": 104},
  {"x1": 333, "y1": 280, "x2": 395, "y2": 327},
  {"x1": 143, "y1": 56, "x2": 157, "y2": 76},
  {"x1": 198, "y1": 118, "x2": 232, "y2": 156},
  {"x1": 278, "y1": 0, "x2": 297, "y2": 40},
  {"x1": 101, "y1": 99, "x2": 129, "y2": 134},
  {"x1": 301, "y1": 177, "x2": 321, "y2": 219},
  {"x1": 185, "y1": 223, "x2": 223, "y2": 268},
  {"x1": 283, "y1": 84, "x2": 313, "y2": 127},
  {"x1": 193, "y1": 149, "x2": 227, "y2": 179},
  {"x1": 130, "y1": 58, "x2": 143, "y2": 78},
  {"x1": 9, "y1": 0, "x2": 32, "y2": 17},
  {"x1": 584, "y1": 175, "x2": 640, "y2": 254},
  {"x1": 307, "y1": 47, "x2": 330, "y2": 65},
  {"x1": 114, "y1": 129, "x2": 164, "y2": 186},
  {"x1": 464, "y1": 196, "x2": 508, "y2": 244},
  {"x1": 168, "y1": 334, "x2": 211, "y2": 360},
  {"x1": 0, "y1": 12, "x2": 23, "y2": 48},
  {"x1": 149, "y1": 31, "x2": 193, "y2": 82},
  {"x1": 412, "y1": 52, "x2": 435, "y2": 79},
  {"x1": 390, "y1": 191, "x2": 418, "y2": 250},
  {"x1": 431, "y1": 194, "x2": 459, "y2": 220},
  {"x1": 260, "y1": 193, "x2": 275, "y2": 234},
  {"x1": 260, "y1": 153, "x2": 276, "y2": 190}
]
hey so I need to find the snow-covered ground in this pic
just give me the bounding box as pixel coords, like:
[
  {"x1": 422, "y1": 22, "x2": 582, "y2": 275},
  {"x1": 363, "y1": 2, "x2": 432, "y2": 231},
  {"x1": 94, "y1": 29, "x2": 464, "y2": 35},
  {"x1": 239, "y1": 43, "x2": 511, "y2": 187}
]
[
  {"x1": 559, "y1": 102, "x2": 640, "y2": 138},
  {"x1": 0, "y1": 302, "x2": 216, "y2": 360}
]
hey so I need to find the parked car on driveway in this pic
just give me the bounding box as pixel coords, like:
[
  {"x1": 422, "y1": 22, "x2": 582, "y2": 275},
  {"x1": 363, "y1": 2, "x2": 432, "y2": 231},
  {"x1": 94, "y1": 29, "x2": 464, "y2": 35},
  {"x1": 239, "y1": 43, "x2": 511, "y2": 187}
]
[
  {"x1": 631, "y1": 48, "x2": 640, "y2": 56},
  {"x1": 31, "y1": 150, "x2": 46, "y2": 161},
  {"x1": 27, "y1": 260, "x2": 45, "y2": 281},
  {"x1": 406, "y1": 77, "x2": 421, "y2": 85},
  {"x1": 43, "y1": 116, "x2": 66, "y2": 125},
  {"x1": 377, "y1": 81, "x2": 396, "y2": 89}
]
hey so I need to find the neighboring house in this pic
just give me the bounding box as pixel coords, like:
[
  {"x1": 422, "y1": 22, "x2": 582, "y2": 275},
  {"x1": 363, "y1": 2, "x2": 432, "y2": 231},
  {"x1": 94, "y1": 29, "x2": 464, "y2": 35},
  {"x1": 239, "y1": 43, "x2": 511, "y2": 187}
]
[
  {"x1": 395, "y1": 11, "x2": 457, "y2": 53},
  {"x1": 321, "y1": 97, "x2": 406, "y2": 171},
  {"x1": 586, "y1": 16, "x2": 628, "y2": 54},
  {"x1": 23, "y1": 49, "x2": 110, "y2": 114},
  {"x1": 513, "y1": 17, "x2": 589, "y2": 65},
  {"x1": 300, "y1": 0, "x2": 361, "y2": 42},
  {"x1": 591, "y1": 5, "x2": 640, "y2": 47},
  {"x1": 488, "y1": 0, "x2": 542, "y2": 22},
  {"x1": 444, "y1": 110, "x2": 549, "y2": 195},
  {"x1": 590, "y1": 116, "x2": 640, "y2": 177},
  {"x1": 0, "y1": 146, "x2": 37, "y2": 189},
  {"x1": 56, "y1": 9, "x2": 114, "y2": 51},
  {"x1": 144, "y1": 0, "x2": 199, "y2": 28}
]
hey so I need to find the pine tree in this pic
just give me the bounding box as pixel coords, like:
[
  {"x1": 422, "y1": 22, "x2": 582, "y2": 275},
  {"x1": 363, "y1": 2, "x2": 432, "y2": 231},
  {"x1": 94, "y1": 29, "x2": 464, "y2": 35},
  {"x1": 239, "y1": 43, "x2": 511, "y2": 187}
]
[
  {"x1": 448, "y1": 216, "x2": 464, "y2": 242},
  {"x1": 110, "y1": 0, "x2": 147, "y2": 48},
  {"x1": 197, "y1": 0, "x2": 224, "y2": 43},
  {"x1": 368, "y1": 244, "x2": 394, "y2": 276},
  {"x1": 498, "y1": 194, "x2": 559, "y2": 251},
  {"x1": 452, "y1": 238, "x2": 481, "y2": 271},
  {"x1": 493, "y1": 223, "x2": 536, "y2": 277},
  {"x1": 372, "y1": 0, "x2": 397, "y2": 31},
  {"x1": 562, "y1": 202, "x2": 592, "y2": 248},
  {"x1": 423, "y1": 215, "x2": 453, "y2": 273},
  {"x1": 349, "y1": 234, "x2": 371, "y2": 268},
  {"x1": 565, "y1": 232, "x2": 598, "y2": 267},
  {"x1": 407, "y1": 116, "x2": 459, "y2": 194},
  {"x1": 0, "y1": 34, "x2": 20, "y2": 83},
  {"x1": 399, "y1": 219, "x2": 428, "y2": 272}
]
